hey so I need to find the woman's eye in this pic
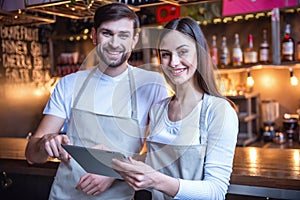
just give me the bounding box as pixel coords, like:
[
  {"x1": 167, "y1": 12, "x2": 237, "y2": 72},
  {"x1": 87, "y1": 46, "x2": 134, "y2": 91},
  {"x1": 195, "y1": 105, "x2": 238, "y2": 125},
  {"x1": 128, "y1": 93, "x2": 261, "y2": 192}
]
[
  {"x1": 160, "y1": 52, "x2": 171, "y2": 58},
  {"x1": 177, "y1": 49, "x2": 188, "y2": 57}
]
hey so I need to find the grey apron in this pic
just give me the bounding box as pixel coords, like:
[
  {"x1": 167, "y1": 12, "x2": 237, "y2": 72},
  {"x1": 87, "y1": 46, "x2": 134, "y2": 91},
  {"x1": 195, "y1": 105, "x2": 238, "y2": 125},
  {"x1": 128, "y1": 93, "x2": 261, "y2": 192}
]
[
  {"x1": 146, "y1": 94, "x2": 209, "y2": 200},
  {"x1": 49, "y1": 67, "x2": 142, "y2": 200}
]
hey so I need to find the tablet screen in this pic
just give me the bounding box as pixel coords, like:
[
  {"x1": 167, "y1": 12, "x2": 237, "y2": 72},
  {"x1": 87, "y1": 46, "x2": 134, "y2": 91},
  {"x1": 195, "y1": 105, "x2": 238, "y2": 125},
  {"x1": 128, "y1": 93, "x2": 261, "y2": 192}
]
[{"x1": 61, "y1": 144, "x2": 126, "y2": 179}]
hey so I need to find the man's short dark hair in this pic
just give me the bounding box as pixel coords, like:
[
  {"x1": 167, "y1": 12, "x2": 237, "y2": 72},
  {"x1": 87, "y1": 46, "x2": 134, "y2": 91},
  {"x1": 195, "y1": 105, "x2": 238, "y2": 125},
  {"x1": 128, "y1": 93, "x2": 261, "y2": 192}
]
[{"x1": 94, "y1": 3, "x2": 140, "y2": 34}]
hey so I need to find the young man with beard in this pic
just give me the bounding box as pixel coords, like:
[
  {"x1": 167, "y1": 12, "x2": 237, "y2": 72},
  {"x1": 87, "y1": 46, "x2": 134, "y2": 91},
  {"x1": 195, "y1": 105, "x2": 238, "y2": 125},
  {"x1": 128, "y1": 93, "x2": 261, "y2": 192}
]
[{"x1": 25, "y1": 3, "x2": 167, "y2": 200}]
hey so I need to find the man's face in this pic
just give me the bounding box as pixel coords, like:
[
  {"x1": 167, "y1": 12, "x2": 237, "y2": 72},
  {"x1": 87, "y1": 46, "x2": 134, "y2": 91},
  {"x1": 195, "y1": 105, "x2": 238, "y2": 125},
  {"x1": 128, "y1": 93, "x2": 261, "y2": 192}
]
[{"x1": 92, "y1": 18, "x2": 138, "y2": 68}]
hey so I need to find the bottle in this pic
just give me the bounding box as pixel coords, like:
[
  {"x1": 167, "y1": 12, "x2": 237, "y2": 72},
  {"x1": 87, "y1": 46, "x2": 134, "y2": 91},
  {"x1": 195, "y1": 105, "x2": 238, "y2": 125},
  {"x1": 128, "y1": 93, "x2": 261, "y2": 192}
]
[
  {"x1": 210, "y1": 35, "x2": 218, "y2": 67},
  {"x1": 244, "y1": 34, "x2": 258, "y2": 65},
  {"x1": 297, "y1": 40, "x2": 300, "y2": 61},
  {"x1": 232, "y1": 33, "x2": 243, "y2": 67},
  {"x1": 259, "y1": 29, "x2": 270, "y2": 64},
  {"x1": 281, "y1": 24, "x2": 295, "y2": 62},
  {"x1": 219, "y1": 36, "x2": 230, "y2": 68}
]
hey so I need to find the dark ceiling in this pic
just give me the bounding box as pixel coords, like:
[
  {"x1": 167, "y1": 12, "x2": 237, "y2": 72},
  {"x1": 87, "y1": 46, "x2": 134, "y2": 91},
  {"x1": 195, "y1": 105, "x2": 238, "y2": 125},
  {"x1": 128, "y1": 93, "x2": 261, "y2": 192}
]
[{"x1": 0, "y1": 0, "x2": 216, "y2": 26}]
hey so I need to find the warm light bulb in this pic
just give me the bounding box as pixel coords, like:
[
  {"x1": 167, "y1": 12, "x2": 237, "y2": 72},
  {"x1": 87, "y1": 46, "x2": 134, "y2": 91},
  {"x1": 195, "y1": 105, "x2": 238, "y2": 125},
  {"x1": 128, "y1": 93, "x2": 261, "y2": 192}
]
[
  {"x1": 290, "y1": 76, "x2": 298, "y2": 86},
  {"x1": 246, "y1": 71, "x2": 254, "y2": 87},
  {"x1": 290, "y1": 69, "x2": 298, "y2": 86},
  {"x1": 247, "y1": 76, "x2": 255, "y2": 87}
]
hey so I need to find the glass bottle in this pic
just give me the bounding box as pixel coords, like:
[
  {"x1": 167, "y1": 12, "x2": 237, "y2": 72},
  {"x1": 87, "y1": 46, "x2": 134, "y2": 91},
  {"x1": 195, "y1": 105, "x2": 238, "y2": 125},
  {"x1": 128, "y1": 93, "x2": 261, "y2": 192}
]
[
  {"x1": 219, "y1": 36, "x2": 230, "y2": 68},
  {"x1": 297, "y1": 40, "x2": 300, "y2": 61},
  {"x1": 281, "y1": 24, "x2": 295, "y2": 62},
  {"x1": 232, "y1": 33, "x2": 243, "y2": 67},
  {"x1": 259, "y1": 29, "x2": 270, "y2": 64},
  {"x1": 244, "y1": 34, "x2": 258, "y2": 65},
  {"x1": 210, "y1": 35, "x2": 218, "y2": 67}
]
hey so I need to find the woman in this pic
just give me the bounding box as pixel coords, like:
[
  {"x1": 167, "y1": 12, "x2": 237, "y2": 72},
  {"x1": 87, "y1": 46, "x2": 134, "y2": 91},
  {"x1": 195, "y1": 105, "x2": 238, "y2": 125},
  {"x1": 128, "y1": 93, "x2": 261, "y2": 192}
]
[{"x1": 112, "y1": 17, "x2": 238, "y2": 200}]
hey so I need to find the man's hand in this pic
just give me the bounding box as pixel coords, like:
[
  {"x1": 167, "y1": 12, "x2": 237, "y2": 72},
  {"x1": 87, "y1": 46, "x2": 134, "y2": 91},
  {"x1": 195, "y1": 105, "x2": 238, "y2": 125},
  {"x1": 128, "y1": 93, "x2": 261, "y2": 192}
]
[
  {"x1": 76, "y1": 174, "x2": 115, "y2": 196},
  {"x1": 40, "y1": 133, "x2": 71, "y2": 162}
]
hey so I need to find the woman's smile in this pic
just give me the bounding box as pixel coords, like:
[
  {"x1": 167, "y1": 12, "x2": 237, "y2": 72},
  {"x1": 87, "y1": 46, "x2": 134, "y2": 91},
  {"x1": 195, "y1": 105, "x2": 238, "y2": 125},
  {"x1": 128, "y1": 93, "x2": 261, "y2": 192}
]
[{"x1": 170, "y1": 67, "x2": 187, "y2": 76}]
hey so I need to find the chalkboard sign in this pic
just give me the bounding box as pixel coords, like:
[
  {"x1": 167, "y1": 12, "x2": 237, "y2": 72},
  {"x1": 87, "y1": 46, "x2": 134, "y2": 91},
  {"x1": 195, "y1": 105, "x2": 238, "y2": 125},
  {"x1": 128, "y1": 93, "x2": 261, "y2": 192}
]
[{"x1": 0, "y1": 25, "x2": 51, "y2": 84}]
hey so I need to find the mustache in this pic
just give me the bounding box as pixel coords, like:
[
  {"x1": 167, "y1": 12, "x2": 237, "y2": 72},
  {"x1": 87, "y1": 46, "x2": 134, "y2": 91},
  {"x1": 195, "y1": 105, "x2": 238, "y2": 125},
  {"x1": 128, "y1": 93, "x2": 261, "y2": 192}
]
[{"x1": 104, "y1": 44, "x2": 125, "y2": 52}]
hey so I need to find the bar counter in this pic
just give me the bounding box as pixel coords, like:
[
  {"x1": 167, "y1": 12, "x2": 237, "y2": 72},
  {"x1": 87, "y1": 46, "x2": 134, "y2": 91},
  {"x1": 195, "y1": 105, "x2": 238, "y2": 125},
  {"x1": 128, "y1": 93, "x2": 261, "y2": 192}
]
[{"x1": 1, "y1": 138, "x2": 300, "y2": 199}]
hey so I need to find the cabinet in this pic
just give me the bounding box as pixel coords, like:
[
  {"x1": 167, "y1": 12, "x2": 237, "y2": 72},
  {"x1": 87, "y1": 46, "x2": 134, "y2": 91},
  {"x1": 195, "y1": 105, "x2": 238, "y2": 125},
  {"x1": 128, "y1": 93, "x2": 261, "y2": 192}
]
[{"x1": 227, "y1": 93, "x2": 260, "y2": 146}]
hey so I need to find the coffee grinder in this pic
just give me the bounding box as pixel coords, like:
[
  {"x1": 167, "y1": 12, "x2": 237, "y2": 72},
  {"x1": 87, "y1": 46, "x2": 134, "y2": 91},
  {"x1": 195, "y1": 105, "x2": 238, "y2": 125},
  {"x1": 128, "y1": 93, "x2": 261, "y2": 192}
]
[{"x1": 261, "y1": 100, "x2": 279, "y2": 142}]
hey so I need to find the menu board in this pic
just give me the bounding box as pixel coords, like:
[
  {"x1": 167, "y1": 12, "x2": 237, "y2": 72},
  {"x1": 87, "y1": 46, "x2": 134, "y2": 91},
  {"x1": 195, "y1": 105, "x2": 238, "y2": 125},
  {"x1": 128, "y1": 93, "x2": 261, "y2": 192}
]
[
  {"x1": 222, "y1": 0, "x2": 299, "y2": 16},
  {"x1": 0, "y1": 26, "x2": 51, "y2": 84}
]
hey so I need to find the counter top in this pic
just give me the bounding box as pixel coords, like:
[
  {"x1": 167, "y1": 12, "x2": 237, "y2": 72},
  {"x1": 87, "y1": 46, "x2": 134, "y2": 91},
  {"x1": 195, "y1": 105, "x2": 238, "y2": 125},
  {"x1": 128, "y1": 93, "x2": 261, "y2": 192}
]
[
  {"x1": 1, "y1": 138, "x2": 300, "y2": 198},
  {"x1": 0, "y1": 137, "x2": 59, "y2": 176},
  {"x1": 229, "y1": 147, "x2": 300, "y2": 199},
  {"x1": 231, "y1": 147, "x2": 300, "y2": 189}
]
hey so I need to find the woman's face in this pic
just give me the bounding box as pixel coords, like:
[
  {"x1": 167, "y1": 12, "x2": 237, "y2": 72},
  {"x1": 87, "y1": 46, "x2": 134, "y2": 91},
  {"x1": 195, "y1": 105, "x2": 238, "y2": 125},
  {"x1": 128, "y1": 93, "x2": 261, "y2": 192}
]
[{"x1": 159, "y1": 30, "x2": 197, "y2": 86}]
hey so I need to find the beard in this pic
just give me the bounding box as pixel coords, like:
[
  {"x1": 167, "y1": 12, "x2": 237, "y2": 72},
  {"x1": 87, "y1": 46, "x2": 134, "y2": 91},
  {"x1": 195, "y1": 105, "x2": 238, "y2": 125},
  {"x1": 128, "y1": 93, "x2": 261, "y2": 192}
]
[{"x1": 96, "y1": 44, "x2": 131, "y2": 68}]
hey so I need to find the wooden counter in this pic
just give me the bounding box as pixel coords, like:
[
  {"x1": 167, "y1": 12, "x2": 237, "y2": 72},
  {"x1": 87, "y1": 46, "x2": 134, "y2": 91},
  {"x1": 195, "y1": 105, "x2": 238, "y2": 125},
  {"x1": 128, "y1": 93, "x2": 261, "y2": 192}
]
[
  {"x1": 228, "y1": 147, "x2": 300, "y2": 199},
  {"x1": 1, "y1": 138, "x2": 300, "y2": 199},
  {"x1": 0, "y1": 137, "x2": 59, "y2": 176}
]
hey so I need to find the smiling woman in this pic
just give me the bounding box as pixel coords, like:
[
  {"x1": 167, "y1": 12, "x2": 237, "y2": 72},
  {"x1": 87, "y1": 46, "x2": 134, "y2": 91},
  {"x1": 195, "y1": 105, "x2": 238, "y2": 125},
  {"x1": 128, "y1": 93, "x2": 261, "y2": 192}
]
[
  {"x1": 112, "y1": 17, "x2": 239, "y2": 200},
  {"x1": 159, "y1": 30, "x2": 198, "y2": 86}
]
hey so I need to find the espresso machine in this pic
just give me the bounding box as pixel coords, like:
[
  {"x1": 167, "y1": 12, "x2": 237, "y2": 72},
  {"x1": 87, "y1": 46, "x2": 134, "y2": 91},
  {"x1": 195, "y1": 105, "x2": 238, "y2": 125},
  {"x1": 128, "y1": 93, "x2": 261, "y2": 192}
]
[{"x1": 261, "y1": 100, "x2": 279, "y2": 142}]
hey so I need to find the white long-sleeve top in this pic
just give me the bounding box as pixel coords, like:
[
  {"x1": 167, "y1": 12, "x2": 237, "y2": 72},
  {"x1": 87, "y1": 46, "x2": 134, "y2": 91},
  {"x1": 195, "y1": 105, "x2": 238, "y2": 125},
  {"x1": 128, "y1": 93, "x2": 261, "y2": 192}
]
[{"x1": 149, "y1": 95, "x2": 238, "y2": 199}]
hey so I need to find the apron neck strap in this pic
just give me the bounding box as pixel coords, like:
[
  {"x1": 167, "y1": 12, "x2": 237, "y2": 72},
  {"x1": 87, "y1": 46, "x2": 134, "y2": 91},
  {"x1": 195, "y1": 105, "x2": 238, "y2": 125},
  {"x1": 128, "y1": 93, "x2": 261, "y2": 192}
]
[{"x1": 199, "y1": 93, "x2": 208, "y2": 144}]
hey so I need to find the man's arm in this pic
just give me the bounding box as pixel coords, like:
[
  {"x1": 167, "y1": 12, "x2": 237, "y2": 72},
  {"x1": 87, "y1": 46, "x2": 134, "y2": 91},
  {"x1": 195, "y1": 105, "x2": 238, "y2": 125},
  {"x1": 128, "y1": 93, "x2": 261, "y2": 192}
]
[{"x1": 25, "y1": 115, "x2": 69, "y2": 164}]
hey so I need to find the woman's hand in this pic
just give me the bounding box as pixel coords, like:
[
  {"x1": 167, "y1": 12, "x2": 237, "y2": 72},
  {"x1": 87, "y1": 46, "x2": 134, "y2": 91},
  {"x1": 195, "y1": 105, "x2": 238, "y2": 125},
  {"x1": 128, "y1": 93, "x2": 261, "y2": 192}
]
[
  {"x1": 112, "y1": 157, "x2": 180, "y2": 197},
  {"x1": 112, "y1": 157, "x2": 158, "y2": 191}
]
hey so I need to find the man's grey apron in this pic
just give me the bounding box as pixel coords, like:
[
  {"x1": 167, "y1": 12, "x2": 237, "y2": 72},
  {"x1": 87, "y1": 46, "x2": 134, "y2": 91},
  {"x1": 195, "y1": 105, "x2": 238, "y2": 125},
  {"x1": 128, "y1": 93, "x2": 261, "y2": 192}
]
[
  {"x1": 49, "y1": 67, "x2": 142, "y2": 200},
  {"x1": 146, "y1": 94, "x2": 209, "y2": 200}
]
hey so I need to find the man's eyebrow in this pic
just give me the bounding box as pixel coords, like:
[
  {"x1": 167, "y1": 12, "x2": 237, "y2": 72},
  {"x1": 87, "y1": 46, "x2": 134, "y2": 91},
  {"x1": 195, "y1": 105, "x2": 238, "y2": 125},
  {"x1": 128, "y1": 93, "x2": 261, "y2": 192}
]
[{"x1": 99, "y1": 28, "x2": 131, "y2": 34}]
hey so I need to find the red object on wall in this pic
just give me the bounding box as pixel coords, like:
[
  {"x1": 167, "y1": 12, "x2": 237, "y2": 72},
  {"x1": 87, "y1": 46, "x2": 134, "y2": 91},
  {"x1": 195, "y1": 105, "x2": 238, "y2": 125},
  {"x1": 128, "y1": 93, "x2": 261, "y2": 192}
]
[
  {"x1": 222, "y1": 0, "x2": 298, "y2": 16},
  {"x1": 156, "y1": 5, "x2": 180, "y2": 23}
]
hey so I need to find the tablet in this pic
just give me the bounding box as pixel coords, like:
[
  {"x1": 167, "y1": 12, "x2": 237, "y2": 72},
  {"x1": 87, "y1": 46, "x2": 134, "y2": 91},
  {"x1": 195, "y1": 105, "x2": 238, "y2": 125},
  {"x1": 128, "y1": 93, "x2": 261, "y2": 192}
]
[{"x1": 61, "y1": 144, "x2": 126, "y2": 179}]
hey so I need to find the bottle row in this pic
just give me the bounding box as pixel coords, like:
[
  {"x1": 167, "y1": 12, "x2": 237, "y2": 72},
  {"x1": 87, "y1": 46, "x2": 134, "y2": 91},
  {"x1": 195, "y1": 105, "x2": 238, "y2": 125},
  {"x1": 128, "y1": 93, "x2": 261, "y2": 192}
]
[
  {"x1": 210, "y1": 24, "x2": 300, "y2": 68},
  {"x1": 54, "y1": 52, "x2": 85, "y2": 77}
]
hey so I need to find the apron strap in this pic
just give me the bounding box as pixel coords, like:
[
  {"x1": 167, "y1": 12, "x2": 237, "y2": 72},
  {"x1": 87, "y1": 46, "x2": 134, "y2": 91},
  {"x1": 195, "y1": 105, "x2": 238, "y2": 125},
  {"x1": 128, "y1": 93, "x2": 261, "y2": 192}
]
[
  {"x1": 73, "y1": 67, "x2": 97, "y2": 108},
  {"x1": 199, "y1": 93, "x2": 209, "y2": 144},
  {"x1": 128, "y1": 67, "x2": 138, "y2": 120}
]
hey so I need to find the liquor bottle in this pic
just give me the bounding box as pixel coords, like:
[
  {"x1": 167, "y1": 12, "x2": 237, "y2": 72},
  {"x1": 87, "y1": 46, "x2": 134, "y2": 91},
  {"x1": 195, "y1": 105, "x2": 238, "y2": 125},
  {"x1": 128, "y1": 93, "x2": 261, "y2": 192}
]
[
  {"x1": 259, "y1": 29, "x2": 270, "y2": 64},
  {"x1": 210, "y1": 35, "x2": 218, "y2": 67},
  {"x1": 281, "y1": 24, "x2": 295, "y2": 62},
  {"x1": 232, "y1": 33, "x2": 243, "y2": 67},
  {"x1": 244, "y1": 34, "x2": 258, "y2": 65},
  {"x1": 297, "y1": 40, "x2": 300, "y2": 61},
  {"x1": 219, "y1": 36, "x2": 230, "y2": 68}
]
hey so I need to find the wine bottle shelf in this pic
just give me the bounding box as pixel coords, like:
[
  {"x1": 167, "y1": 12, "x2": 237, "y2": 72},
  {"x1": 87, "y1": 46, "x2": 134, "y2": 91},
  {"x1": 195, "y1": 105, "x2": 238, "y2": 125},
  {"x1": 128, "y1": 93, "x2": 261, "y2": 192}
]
[{"x1": 218, "y1": 62, "x2": 300, "y2": 74}]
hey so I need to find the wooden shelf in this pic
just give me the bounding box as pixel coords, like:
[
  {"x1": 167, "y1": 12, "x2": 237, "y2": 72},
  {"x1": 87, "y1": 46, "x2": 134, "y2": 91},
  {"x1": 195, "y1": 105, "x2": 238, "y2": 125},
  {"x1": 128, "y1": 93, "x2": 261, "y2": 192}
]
[
  {"x1": 218, "y1": 63, "x2": 300, "y2": 74},
  {"x1": 227, "y1": 93, "x2": 260, "y2": 147}
]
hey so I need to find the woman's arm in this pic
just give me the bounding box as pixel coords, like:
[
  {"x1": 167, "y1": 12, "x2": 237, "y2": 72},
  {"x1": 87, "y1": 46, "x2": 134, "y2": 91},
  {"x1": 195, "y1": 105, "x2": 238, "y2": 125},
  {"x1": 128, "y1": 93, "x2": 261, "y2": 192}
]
[{"x1": 174, "y1": 99, "x2": 238, "y2": 200}]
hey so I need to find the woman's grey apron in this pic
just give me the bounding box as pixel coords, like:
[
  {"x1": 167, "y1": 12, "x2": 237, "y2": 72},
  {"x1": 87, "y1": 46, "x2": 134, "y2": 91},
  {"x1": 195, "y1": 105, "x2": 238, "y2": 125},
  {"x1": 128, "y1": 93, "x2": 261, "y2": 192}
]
[
  {"x1": 49, "y1": 67, "x2": 142, "y2": 200},
  {"x1": 146, "y1": 94, "x2": 209, "y2": 200}
]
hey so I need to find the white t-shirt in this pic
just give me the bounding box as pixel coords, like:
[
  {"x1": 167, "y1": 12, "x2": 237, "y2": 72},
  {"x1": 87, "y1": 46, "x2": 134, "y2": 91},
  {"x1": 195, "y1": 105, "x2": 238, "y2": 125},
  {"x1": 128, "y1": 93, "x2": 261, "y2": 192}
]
[{"x1": 44, "y1": 65, "x2": 167, "y2": 132}]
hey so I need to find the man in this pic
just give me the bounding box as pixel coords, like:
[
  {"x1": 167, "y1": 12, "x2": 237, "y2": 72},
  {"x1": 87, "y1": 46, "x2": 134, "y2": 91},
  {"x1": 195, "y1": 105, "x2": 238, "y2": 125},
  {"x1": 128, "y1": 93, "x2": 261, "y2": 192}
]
[{"x1": 25, "y1": 3, "x2": 167, "y2": 199}]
